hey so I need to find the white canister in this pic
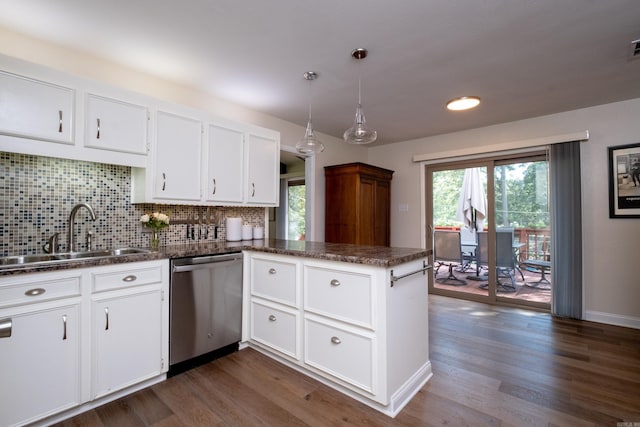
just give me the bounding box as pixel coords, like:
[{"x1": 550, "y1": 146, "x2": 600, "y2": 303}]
[
  {"x1": 226, "y1": 217, "x2": 242, "y2": 241},
  {"x1": 253, "y1": 226, "x2": 264, "y2": 240},
  {"x1": 242, "y1": 224, "x2": 253, "y2": 240}
]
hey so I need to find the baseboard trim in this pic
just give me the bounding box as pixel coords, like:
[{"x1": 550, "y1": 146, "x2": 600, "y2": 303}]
[{"x1": 585, "y1": 310, "x2": 640, "y2": 330}]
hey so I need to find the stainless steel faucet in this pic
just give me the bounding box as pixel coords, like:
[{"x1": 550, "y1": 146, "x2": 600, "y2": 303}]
[{"x1": 68, "y1": 203, "x2": 97, "y2": 252}]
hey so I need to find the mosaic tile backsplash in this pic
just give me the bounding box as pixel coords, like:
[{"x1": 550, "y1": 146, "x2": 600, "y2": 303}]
[{"x1": 0, "y1": 152, "x2": 265, "y2": 256}]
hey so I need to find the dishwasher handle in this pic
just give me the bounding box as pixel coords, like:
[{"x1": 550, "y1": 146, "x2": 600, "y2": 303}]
[{"x1": 172, "y1": 257, "x2": 241, "y2": 273}]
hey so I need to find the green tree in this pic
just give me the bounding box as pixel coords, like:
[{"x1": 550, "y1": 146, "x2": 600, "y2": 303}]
[{"x1": 288, "y1": 184, "x2": 306, "y2": 239}]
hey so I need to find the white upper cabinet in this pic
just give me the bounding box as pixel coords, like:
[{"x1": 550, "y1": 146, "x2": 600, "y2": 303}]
[
  {"x1": 245, "y1": 129, "x2": 280, "y2": 205},
  {"x1": 205, "y1": 121, "x2": 245, "y2": 204},
  {"x1": 0, "y1": 70, "x2": 74, "y2": 145},
  {"x1": 1, "y1": 55, "x2": 281, "y2": 204},
  {"x1": 85, "y1": 93, "x2": 148, "y2": 155},
  {"x1": 153, "y1": 110, "x2": 202, "y2": 201}
]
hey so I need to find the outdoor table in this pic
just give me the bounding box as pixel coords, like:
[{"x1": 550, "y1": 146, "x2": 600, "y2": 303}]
[{"x1": 522, "y1": 259, "x2": 551, "y2": 289}]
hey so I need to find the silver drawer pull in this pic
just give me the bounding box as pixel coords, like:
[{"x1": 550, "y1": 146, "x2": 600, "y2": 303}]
[
  {"x1": 268, "y1": 268, "x2": 276, "y2": 274},
  {"x1": 105, "y1": 307, "x2": 109, "y2": 330},
  {"x1": 122, "y1": 275, "x2": 137, "y2": 282},
  {"x1": 330, "y1": 336, "x2": 341, "y2": 345},
  {"x1": 330, "y1": 279, "x2": 341, "y2": 287},
  {"x1": 0, "y1": 318, "x2": 12, "y2": 338},
  {"x1": 25, "y1": 288, "x2": 46, "y2": 297},
  {"x1": 96, "y1": 117, "x2": 101, "y2": 139},
  {"x1": 268, "y1": 314, "x2": 277, "y2": 322},
  {"x1": 212, "y1": 178, "x2": 216, "y2": 195},
  {"x1": 62, "y1": 315, "x2": 67, "y2": 340},
  {"x1": 58, "y1": 110, "x2": 63, "y2": 133}
]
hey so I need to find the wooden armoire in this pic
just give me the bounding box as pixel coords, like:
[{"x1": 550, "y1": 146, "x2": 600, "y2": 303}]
[{"x1": 324, "y1": 162, "x2": 394, "y2": 246}]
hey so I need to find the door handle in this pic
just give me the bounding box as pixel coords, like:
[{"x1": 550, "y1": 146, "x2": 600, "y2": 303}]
[
  {"x1": 62, "y1": 315, "x2": 67, "y2": 340},
  {"x1": 0, "y1": 318, "x2": 12, "y2": 338}
]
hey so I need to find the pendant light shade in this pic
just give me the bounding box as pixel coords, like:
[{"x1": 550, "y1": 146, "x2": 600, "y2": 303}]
[
  {"x1": 343, "y1": 48, "x2": 377, "y2": 145},
  {"x1": 296, "y1": 71, "x2": 324, "y2": 156}
]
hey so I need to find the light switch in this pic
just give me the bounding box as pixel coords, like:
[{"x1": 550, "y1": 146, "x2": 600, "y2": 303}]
[{"x1": 399, "y1": 203, "x2": 409, "y2": 212}]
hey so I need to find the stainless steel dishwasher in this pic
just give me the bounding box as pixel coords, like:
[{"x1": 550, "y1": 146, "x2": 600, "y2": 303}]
[{"x1": 169, "y1": 253, "x2": 243, "y2": 374}]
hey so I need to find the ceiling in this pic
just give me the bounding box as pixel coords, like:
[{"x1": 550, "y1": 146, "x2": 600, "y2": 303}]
[{"x1": 1, "y1": 0, "x2": 640, "y2": 146}]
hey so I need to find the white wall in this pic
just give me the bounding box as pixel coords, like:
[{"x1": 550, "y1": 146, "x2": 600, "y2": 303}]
[
  {"x1": 0, "y1": 26, "x2": 366, "y2": 242},
  {"x1": 368, "y1": 98, "x2": 640, "y2": 328}
]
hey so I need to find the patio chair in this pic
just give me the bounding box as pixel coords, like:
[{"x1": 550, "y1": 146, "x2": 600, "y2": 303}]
[
  {"x1": 476, "y1": 229, "x2": 517, "y2": 292},
  {"x1": 434, "y1": 230, "x2": 466, "y2": 285},
  {"x1": 459, "y1": 227, "x2": 477, "y2": 272}
]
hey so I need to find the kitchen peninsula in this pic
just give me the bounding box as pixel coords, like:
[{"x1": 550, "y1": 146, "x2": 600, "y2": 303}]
[
  {"x1": 242, "y1": 240, "x2": 432, "y2": 417},
  {"x1": 0, "y1": 239, "x2": 431, "y2": 424}
]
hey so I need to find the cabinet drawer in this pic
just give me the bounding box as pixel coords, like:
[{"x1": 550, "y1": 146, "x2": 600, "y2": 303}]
[
  {"x1": 0, "y1": 274, "x2": 81, "y2": 309},
  {"x1": 251, "y1": 257, "x2": 297, "y2": 306},
  {"x1": 92, "y1": 264, "x2": 163, "y2": 293},
  {"x1": 304, "y1": 266, "x2": 373, "y2": 328},
  {"x1": 304, "y1": 317, "x2": 374, "y2": 394},
  {"x1": 251, "y1": 300, "x2": 298, "y2": 359}
]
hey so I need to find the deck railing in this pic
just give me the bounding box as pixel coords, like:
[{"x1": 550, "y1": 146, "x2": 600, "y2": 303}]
[{"x1": 434, "y1": 226, "x2": 551, "y2": 262}]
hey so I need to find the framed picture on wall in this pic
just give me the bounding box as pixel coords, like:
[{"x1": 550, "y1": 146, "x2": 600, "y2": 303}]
[{"x1": 608, "y1": 142, "x2": 640, "y2": 218}]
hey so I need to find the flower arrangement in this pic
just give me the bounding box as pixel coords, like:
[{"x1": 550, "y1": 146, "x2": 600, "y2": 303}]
[
  {"x1": 140, "y1": 212, "x2": 170, "y2": 230},
  {"x1": 140, "y1": 212, "x2": 170, "y2": 249}
]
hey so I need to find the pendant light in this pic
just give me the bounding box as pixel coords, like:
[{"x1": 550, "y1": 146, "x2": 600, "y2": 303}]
[
  {"x1": 296, "y1": 71, "x2": 324, "y2": 156},
  {"x1": 343, "y1": 48, "x2": 377, "y2": 145}
]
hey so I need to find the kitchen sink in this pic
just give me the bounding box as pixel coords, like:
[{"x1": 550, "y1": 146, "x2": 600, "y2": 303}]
[{"x1": 0, "y1": 247, "x2": 152, "y2": 268}]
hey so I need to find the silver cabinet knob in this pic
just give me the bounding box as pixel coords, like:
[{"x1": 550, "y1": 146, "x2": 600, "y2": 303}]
[
  {"x1": 268, "y1": 268, "x2": 277, "y2": 274},
  {"x1": 25, "y1": 288, "x2": 46, "y2": 297},
  {"x1": 268, "y1": 314, "x2": 277, "y2": 322},
  {"x1": 330, "y1": 279, "x2": 341, "y2": 287},
  {"x1": 330, "y1": 336, "x2": 341, "y2": 345}
]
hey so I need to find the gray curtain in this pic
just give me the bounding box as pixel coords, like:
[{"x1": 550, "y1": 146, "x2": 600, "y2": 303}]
[{"x1": 550, "y1": 141, "x2": 583, "y2": 318}]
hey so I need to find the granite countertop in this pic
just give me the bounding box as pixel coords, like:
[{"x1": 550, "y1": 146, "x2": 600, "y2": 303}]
[
  {"x1": 0, "y1": 239, "x2": 431, "y2": 276},
  {"x1": 245, "y1": 239, "x2": 430, "y2": 268}
]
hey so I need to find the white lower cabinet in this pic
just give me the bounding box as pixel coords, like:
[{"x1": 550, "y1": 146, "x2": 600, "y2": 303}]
[
  {"x1": 92, "y1": 289, "x2": 164, "y2": 398},
  {"x1": 0, "y1": 259, "x2": 169, "y2": 427},
  {"x1": 250, "y1": 299, "x2": 299, "y2": 359},
  {"x1": 243, "y1": 251, "x2": 431, "y2": 418},
  {"x1": 0, "y1": 304, "x2": 81, "y2": 427},
  {"x1": 304, "y1": 316, "x2": 375, "y2": 394}
]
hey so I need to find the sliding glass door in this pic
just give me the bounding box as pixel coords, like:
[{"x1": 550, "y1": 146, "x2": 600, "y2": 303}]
[{"x1": 427, "y1": 153, "x2": 551, "y2": 309}]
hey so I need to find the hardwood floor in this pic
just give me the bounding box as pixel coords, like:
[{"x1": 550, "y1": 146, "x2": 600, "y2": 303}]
[{"x1": 54, "y1": 295, "x2": 640, "y2": 426}]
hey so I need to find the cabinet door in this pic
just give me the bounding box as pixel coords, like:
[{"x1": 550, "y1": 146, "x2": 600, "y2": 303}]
[
  {"x1": 251, "y1": 299, "x2": 299, "y2": 359},
  {"x1": 304, "y1": 316, "x2": 375, "y2": 395},
  {"x1": 153, "y1": 110, "x2": 202, "y2": 201},
  {"x1": 0, "y1": 304, "x2": 80, "y2": 427},
  {"x1": 92, "y1": 290, "x2": 163, "y2": 399},
  {"x1": 0, "y1": 71, "x2": 74, "y2": 144},
  {"x1": 246, "y1": 131, "x2": 279, "y2": 205},
  {"x1": 206, "y1": 122, "x2": 244, "y2": 203},
  {"x1": 85, "y1": 94, "x2": 148, "y2": 154}
]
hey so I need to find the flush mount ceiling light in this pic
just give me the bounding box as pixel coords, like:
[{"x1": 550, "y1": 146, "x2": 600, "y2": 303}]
[
  {"x1": 295, "y1": 71, "x2": 325, "y2": 156},
  {"x1": 446, "y1": 96, "x2": 481, "y2": 111},
  {"x1": 343, "y1": 48, "x2": 377, "y2": 145}
]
